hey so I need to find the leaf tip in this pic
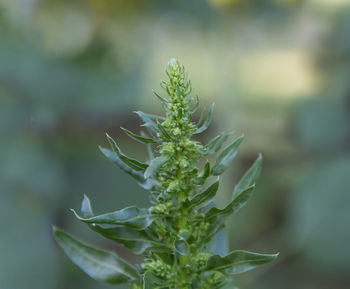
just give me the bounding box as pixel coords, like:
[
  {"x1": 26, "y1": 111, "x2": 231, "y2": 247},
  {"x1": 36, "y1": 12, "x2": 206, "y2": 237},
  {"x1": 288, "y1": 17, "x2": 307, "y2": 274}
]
[
  {"x1": 70, "y1": 208, "x2": 78, "y2": 216},
  {"x1": 52, "y1": 225, "x2": 63, "y2": 239},
  {"x1": 143, "y1": 170, "x2": 150, "y2": 179},
  {"x1": 52, "y1": 225, "x2": 58, "y2": 233}
]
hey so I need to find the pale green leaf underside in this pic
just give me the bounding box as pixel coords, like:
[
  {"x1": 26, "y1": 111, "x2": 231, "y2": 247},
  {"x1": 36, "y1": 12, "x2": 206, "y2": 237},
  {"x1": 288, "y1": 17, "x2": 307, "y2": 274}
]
[
  {"x1": 205, "y1": 132, "x2": 232, "y2": 155},
  {"x1": 233, "y1": 153, "x2": 262, "y2": 196},
  {"x1": 106, "y1": 133, "x2": 148, "y2": 171},
  {"x1": 205, "y1": 250, "x2": 279, "y2": 275},
  {"x1": 90, "y1": 225, "x2": 169, "y2": 255},
  {"x1": 81, "y1": 195, "x2": 94, "y2": 218},
  {"x1": 212, "y1": 135, "x2": 244, "y2": 176},
  {"x1": 121, "y1": 127, "x2": 158, "y2": 144},
  {"x1": 144, "y1": 155, "x2": 170, "y2": 179},
  {"x1": 195, "y1": 103, "x2": 215, "y2": 134},
  {"x1": 205, "y1": 185, "x2": 255, "y2": 220},
  {"x1": 188, "y1": 178, "x2": 220, "y2": 208},
  {"x1": 53, "y1": 227, "x2": 139, "y2": 284},
  {"x1": 72, "y1": 206, "x2": 157, "y2": 230},
  {"x1": 99, "y1": 146, "x2": 157, "y2": 190}
]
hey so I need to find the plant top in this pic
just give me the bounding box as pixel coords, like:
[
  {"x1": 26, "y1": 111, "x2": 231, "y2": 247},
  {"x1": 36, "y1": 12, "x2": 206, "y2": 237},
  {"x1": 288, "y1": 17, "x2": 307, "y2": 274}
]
[{"x1": 53, "y1": 58, "x2": 278, "y2": 289}]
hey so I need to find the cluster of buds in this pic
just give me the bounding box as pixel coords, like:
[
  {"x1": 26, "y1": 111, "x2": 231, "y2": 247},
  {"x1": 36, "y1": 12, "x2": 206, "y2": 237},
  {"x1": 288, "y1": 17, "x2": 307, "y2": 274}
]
[
  {"x1": 150, "y1": 201, "x2": 174, "y2": 216},
  {"x1": 143, "y1": 259, "x2": 172, "y2": 279}
]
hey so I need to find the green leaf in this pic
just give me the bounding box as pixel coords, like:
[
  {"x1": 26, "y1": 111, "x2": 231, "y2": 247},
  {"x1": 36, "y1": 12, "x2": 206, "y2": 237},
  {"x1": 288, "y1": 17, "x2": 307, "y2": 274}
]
[
  {"x1": 195, "y1": 103, "x2": 215, "y2": 134},
  {"x1": 99, "y1": 146, "x2": 142, "y2": 180},
  {"x1": 90, "y1": 225, "x2": 168, "y2": 255},
  {"x1": 72, "y1": 206, "x2": 157, "y2": 230},
  {"x1": 147, "y1": 142, "x2": 154, "y2": 163},
  {"x1": 196, "y1": 106, "x2": 207, "y2": 129},
  {"x1": 153, "y1": 91, "x2": 168, "y2": 109},
  {"x1": 190, "y1": 95, "x2": 200, "y2": 113},
  {"x1": 205, "y1": 250, "x2": 279, "y2": 275},
  {"x1": 156, "y1": 122, "x2": 172, "y2": 140},
  {"x1": 179, "y1": 230, "x2": 191, "y2": 241},
  {"x1": 174, "y1": 239, "x2": 189, "y2": 255},
  {"x1": 205, "y1": 185, "x2": 255, "y2": 220},
  {"x1": 53, "y1": 227, "x2": 139, "y2": 284},
  {"x1": 121, "y1": 127, "x2": 158, "y2": 144},
  {"x1": 211, "y1": 135, "x2": 244, "y2": 176},
  {"x1": 143, "y1": 271, "x2": 167, "y2": 289},
  {"x1": 205, "y1": 134, "x2": 222, "y2": 151},
  {"x1": 206, "y1": 228, "x2": 229, "y2": 257},
  {"x1": 99, "y1": 146, "x2": 157, "y2": 190},
  {"x1": 233, "y1": 153, "x2": 262, "y2": 196},
  {"x1": 205, "y1": 132, "x2": 233, "y2": 155},
  {"x1": 134, "y1": 111, "x2": 159, "y2": 137},
  {"x1": 81, "y1": 195, "x2": 94, "y2": 218},
  {"x1": 200, "y1": 160, "x2": 211, "y2": 180},
  {"x1": 196, "y1": 161, "x2": 211, "y2": 186},
  {"x1": 203, "y1": 221, "x2": 225, "y2": 244},
  {"x1": 106, "y1": 134, "x2": 148, "y2": 171},
  {"x1": 188, "y1": 178, "x2": 219, "y2": 208},
  {"x1": 144, "y1": 155, "x2": 170, "y2": 179}
]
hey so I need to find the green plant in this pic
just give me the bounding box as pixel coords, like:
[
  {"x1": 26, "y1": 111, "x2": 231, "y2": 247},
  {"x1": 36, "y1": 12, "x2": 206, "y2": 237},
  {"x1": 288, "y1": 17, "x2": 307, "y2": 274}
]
[{"x1": 53, "y1": 59, "x2": 278, "y2": 289}]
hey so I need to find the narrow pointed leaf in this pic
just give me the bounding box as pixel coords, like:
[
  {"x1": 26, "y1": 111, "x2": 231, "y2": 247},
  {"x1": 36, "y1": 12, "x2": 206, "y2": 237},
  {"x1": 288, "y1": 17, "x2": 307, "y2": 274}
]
[
  {"x1": 147, "y1": 145, "x2": 154, "y2": 163},
  {"x1": 134, "y1": 111, "x2": 165, "y2": 122},
  {"x1": 190, "y1": 95, "x2": 200, "y2": 113},
  {"x1": 197, "y1": 160, "x2": 211, "y2": 185},
  {"x1": 205, "y1": 133, "x2": 222, "y2": 151},
  {"x1": 233, "y1": 153, "x2": 262, "y2": 196},
  {"x1": 90, "y1": 225, "x2": 168, "y2": 254},
  {"x1": 205, "y1": 185, "x2": 255, "y2": 220},
  {"x1": 196, "y1": 106, "x2": 207, "y2": 129},
  {"x1": 156, "y1": 122, "x2": 172, "y2": 140},
  {"x1": 134, "y1": 111, "x2": 159, "y2": 137},
  {"x1": 106, "y1": 134, "x2": 148, "y2": 171},
  {"x1": 99, "y1": 146, "x2": 157, "y2": 190},
  {"x1": 72, "y1": 206, "x2": 157, "y2": 230},
  {"x1": 203, "y1": 221, "x2": 225, "y2": 244},
  {"x1": 121, "y1": 127, "x2": 158, "y2": 144},
  {"x1": 153, "y1": 91, "x2": 168, "y2": 109},
  {"x1": 195, "y1": 103, "x2": 214, "y2": 134},
  {"x1": 81, "y1": 195, "x2": 94, "y2": 218},
  {"x1": 205, "y1": 250, "x2": 279, "y2": 275},
  {"x1": 205, "y1": 132, "x2": 233, "y2": 155},
  {"x1": 202, "y1": 161, "x2": 211, "y2": 179},
  {"x1": 211, "y1": 135, "x2": 244, "y2": 176},
  {"x1": 188, "y1": 179, "x2": 219, "y2": 208},
  {"x1": 144, "y1": 155, "x2": 170, "y2": 179},
  {"x1": 99, "y1": 146, "x2": 142, "y2": 180},
  {"x1": 53, "y1": 227, "x2": 139, "y2": 284}
]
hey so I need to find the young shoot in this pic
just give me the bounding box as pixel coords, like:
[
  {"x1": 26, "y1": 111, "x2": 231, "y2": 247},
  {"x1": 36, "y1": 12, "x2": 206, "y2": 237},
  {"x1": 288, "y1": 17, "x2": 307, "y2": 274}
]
[{"x1": 53, "y1": 59, "x2": 278, "y2": 289}]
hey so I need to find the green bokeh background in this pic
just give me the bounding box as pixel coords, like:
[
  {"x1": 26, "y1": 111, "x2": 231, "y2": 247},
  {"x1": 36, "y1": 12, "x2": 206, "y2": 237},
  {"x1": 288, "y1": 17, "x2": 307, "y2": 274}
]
[{"x1": 1, "y1": 1, "x2": 349, "y2": 288}]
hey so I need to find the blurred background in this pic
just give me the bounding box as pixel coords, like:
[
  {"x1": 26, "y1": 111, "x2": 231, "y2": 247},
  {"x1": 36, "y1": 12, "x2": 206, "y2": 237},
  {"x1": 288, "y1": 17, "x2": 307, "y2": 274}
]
[{"x1": 1, "y1": 0, "x2": 350, "y2": 288}]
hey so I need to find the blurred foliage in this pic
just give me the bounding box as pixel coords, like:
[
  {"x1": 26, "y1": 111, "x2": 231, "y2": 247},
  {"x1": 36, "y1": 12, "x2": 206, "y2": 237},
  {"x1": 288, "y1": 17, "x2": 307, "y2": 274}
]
[{"x1": 0, "y1": 0, "x2": 350, "y2": 288}]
